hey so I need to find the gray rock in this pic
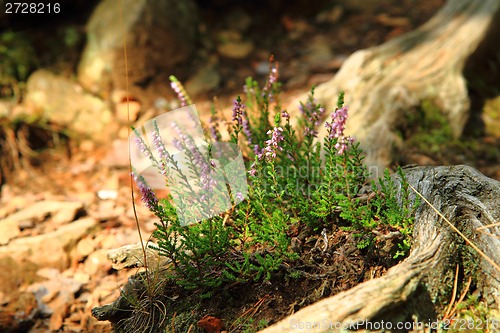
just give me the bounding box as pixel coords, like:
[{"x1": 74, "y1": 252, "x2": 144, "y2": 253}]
[
  {"x1": 0, "y1": 200, "x2": 84, "y2": 228},
  {"x1": 107, "y1": 242, "x2": 166, "y2": 270},
  {"x1": 217, "y1": 40, "x2": 254, "y2": 59},
  {"x1": 0, "y1": 219, "x2": 20, "y2": 245},
  {"x1": 185, "y1": 57, "x2": 220, "y2": 97},
  {"x1": 301, "y1": 35, "x2": 334, "y2": 67},
  {"x1": 24, "y1": 70, "x2": 113, "y2": 141},
  {"x1": 78, "y1": 0, "x2": 198, "y2": 94},
  {"x1": 0, "y1": 217, "x2": 98, "y2": 269}
]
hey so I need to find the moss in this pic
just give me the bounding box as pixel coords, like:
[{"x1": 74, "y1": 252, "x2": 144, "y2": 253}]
[
  {"x1": 166, "y1": 310, "x2": 201, "y2": 333},
  {"x1": 0, "y1": 31, "x2": 38, "y2": 99}
]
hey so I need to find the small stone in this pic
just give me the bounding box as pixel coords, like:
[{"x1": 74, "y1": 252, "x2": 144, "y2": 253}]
[
  {"x1": 41, "y1": 289, "x2": 59, "y2": 303},
  {"x1": 68, "y1": 310, "x2": 83, "y2": 322},
  {"x1": 316, "y1": 5, "x2": 343, "y2": 24},
  {"x1": 0, "y1": 219, "x2": 20, "y2": 245},
  {"x1": 75, "y1": 237, "x2": 97, "y2": 260},
  {"x1": 0, "y1": 217, "x2": 99, "y2": 270},
  {"x1": 0, "y1": 200, "x2": 84, "y2": 227},
  {"x1": 185, "y1": 58, "x2": 220, "y2": 97},
  {"x1": 217, "y1": 40, "x2": 254, "y2": 59},
  {"x1": 91, "y1": 200, "x2": 122, "y2": 221},
  {"x1": 97, "y1": 190, "x2": 118, "y2": 201},
  {"x1": 376, "y1": 13, "x2": 410, "y2": 27},
  {"x1": 79, "y1": 140, "x2": 95, "y2": 152},
  {"x1": 72, "y1": 271, "x2": 91, "y2": 284},
  {"x1": 49, "y1": 301, "x2": 69, "y2": 331},
  {"x1": 198, "y1": 315, "x2": 224, "y2": 333},
  {"x1": 0, "y1": 194, "x2": 29, "y2": 219},
  {"x1": 117, "y1": 126, "x2": 130, "y2": 139},
  {"x1": 115, "y1": 100, "x2": 141, "y2": 125},
  {"x1": 24, "y1": 69, "x2": 113, "y2": 142},
  {"x1": 51, "y1": 202, "x2": 85, "y2": 224},
  {"x1": 301, "y1": 36, "x2": 334, "y2": 67},
  {"x1": 102, "y1": 139, "x2": 130, "y2": 168},
  {"x1": 83, "y1": 249, "x2": 111, "y2": 275},
  {"x1": 0, "y1": 100, "x2": 13, "y2": 118},
  {"x1": 216, "y1": 29, "x2": 242, "y2": 42}
]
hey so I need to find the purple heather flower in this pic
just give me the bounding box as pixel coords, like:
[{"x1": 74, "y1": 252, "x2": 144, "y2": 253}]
[
  {"x1": 253, "y1": 145, "x2": 265, "y2": 161},
  {"x1": 133, "y1": 173, "x2": 158, "y2": 209},
  {"x1": 232, "y1": 98, "x2": 244, "y2": 125},
  {"x1": 299, "y1": 100, "x2": 325, "y2": 138},
  {"x1": 199, "y1": 158, "x2": 219, "y2": 196},
  {"x1": 269, "y1": 66, "x2": 278, "y2": 85},
  {"x1": 209, "y1": 116, "x2": 219, "y2": 141},
  {"x1": 326, "y1": 106, "x2": 348, "y2": 139},
  {"x1": 235, "y1": 192, "x2": 245, "y2": 202},
  {"x1": 134, "y1": 135, "x2": 151, "y2": 158},
  {"x1": 171, "y1": 122, "x2": 192, "y2": 151},
  {"x1": 325, "y1": 106, "x2": 355, "y2": 155},
  {"x1": 263, "y1": 59, "x2": 279, "y2": 101},
  {"x1": 248, "y1": 162, "x2": 258, "y2": 176},
  {"x1": 263, "y1": 127, "x2": 284, "y2": 161},
  {"x1": 241, "y1": 110, "x2": 253, "y2": 144},
  {"x1": 172, "y1": 138, "x2": 183, "y2": 152},
  {"x1": 304, "y1": 126, "x2": 317, "y2": 138},
  {"x1": 281, "y1": 110, "x2": 290, "y2": 120},
  {"x1": 170, "y1": 81, "x2": 188, "y2": 107},
  {"x1": 152, "y1": 128, "x2": 169, "y2": 161}
]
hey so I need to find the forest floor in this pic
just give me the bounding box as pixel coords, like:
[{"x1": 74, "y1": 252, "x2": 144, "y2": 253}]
[{"x1": 1, "y1": 0, "x2": 500, "y2": 332}]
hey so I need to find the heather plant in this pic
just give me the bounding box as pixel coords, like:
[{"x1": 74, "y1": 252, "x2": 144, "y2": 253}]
[{"x1": 131, "y1": 59, "x2": 418, "y2": 295}]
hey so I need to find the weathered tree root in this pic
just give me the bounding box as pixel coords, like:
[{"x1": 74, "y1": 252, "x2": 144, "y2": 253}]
[
  {"x1": 259, "y1": 165, "x2": 500, "y2": 333},
  {"x1": 295, "y1": 0, "x2": 500, "y2": 169}
]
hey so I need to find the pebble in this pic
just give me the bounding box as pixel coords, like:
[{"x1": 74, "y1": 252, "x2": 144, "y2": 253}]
[
  {"x1": 185, "y1": 57, "x2": 221, "y2": 97},
  {"x1": 218, "y1": 41, "x2": 254, "y2": 59},
  {"x1": 0, "y1": 219, "x2": 20, "y2": 245},
  {"x1": 83, "y1": 249, "x2": 111, "y2": 276}
]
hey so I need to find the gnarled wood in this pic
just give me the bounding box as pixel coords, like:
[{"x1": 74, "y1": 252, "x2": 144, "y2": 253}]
[
  {"x1": 259, "y1": 165, "x2": 500, "y2": 333},
  {"x1": 299, "y1": 0, "x2": 500, "y2": 169}
]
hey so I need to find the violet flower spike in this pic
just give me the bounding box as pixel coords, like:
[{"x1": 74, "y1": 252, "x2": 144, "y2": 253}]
[
  {"x1": 248, "y1": 163, "x2": 258, "y2": 176},
  {"x1": 263, "y1": 127, "x2": 284, "y2": 161},
  {"x1": 152, "y1": 129, "x2": 170, "y2": 161},
  {"x1": 281, "y1": 110, "x2": 290, "y2": 120},
  {"x1": 200, "y1": 161, "x2": 214, "y2": 192},
  {"x1": 269, "y1": 66, "x2": 278, "y2": 85},
  {"x1": 133, "y1": 173, "x2": 158, "y2": 209},
  {"x1": 134, "y1": 136, "x2": 151, "y2": 158},
  {"x1": 232, "y1": 98, "x2": 244, "y2": 125},
  {"x1": 325, "y1": 106, "x2": 354, "y2": 155},
  {"x1": 235, "y1": 192, "x2": 245, "y2": 202},
  {"x1": 170, "y1": 81, "x2": 188, "y2": 107},
  {"x1": 172, "y1": 138, "x2": 184, "y2": 152},
  {"x1": 253, "y1": 145, "x2": 264, "y2": 161},
  {"x1": 241, "y1": 109, "x2": 253, "y2": 144},
  {"x1": 209, "y1": 116, "x2": 219, "y2": 141}
]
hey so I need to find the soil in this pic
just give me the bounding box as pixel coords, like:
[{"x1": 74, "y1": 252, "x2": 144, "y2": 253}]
[{"x1": 1, "y1": 0, "x2": 500, "y2": 332}]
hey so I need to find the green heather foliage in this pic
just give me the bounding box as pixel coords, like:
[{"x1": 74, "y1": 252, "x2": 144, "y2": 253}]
[{"x1": 135, "y1": 61, "x2": 418, "y2": 293}]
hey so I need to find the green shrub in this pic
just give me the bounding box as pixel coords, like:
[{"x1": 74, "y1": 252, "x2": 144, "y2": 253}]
[{"x1": 132, "y1": 59, "x2": 418, "y2": 294}]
